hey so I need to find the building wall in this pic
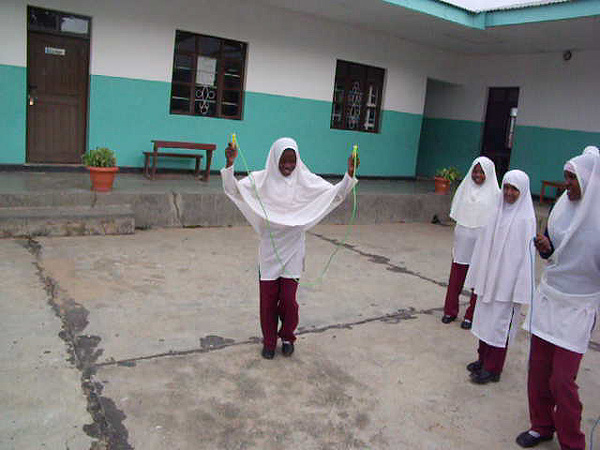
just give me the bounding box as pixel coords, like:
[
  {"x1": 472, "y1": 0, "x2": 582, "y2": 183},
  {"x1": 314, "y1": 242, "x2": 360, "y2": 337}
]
[
  {"x1": 417, "y1": 50, "x2": 600, "y2": 194},
  {"x1": 0, "y1": 0, "x2": 456, "y2": 176},
  {"x1": 3, "y1": 0, "x2": 597, "y2": 186}
]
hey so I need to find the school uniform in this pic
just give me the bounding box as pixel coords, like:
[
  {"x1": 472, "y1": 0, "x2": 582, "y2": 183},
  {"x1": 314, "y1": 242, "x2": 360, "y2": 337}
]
[
  {"x1": 520, "y1": 149, "x2": 600, "y2": 450},
  {"x1": 222, "y1": 137, "x2": 357, "y2": 352},
  {"x1": 443, "y1": 157, "x2": 500, "y2": 323},
  {"x1": 465, "y1": 170, "x2": 536, "y2": 382}
]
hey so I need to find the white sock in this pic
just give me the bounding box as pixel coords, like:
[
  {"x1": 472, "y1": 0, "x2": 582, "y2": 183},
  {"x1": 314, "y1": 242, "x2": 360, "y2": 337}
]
[{"x1": 528, "y1": 430, "x2": 541, "y2": 438}]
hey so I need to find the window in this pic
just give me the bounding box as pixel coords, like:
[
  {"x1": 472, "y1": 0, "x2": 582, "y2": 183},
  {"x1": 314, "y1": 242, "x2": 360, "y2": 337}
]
[
  {"x1": 28, "y1": 6, "x2": 91, "y2": 38},
  {"x1": 331, "y1": 60, "x2": 385, "y2": 133},
  {"x1": 170, "y1": 30, "x2": 247, "y2": 120}
]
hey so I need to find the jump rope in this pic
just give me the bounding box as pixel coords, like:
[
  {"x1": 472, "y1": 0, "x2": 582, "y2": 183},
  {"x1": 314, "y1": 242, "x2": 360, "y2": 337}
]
[
  {"x1": 229, "y1": 141, "x2": 600, "y2": 444},
  {"x1": 230, "y1": 134, "x2": 358, "y2": 286},
  {"x1": 526, "y1": 217, "x2": 600, "y2": 449}
]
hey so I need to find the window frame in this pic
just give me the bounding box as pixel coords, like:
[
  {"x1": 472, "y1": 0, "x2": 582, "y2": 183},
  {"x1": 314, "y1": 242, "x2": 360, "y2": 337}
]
[
  {"x1": 330, "y1": 59, "x2": 385, "y2": 134},
  {"x1": 169, "y1": 30, "x2": 247, "y2": 120},
  {"x1": 27, "y1": 6, "x2": 92, "y2": 39}
]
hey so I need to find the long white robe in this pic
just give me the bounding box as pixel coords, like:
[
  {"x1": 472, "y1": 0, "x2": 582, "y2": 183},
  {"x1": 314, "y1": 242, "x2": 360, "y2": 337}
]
[
  {"x1": 524, "y1": 150, "x2": 600, "y2": 354},
  {"x1": 452, "y1": 224, "x2": 481, "y2": 265},
  {"x1": 466, "y1": 170, "x2": 536, "y2": 348},
  {"x1": 221, "y1": 138, "x2": 357, "y2": 280}
]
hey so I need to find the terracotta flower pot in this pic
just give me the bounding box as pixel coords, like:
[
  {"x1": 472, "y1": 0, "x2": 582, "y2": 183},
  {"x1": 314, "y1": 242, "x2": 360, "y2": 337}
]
[
  {"x1": 87, "y1": 166, "x2": 118, "y2": 192},
  {"x1": 434, "y1": 176, "x2": 451, "y2": 195}
]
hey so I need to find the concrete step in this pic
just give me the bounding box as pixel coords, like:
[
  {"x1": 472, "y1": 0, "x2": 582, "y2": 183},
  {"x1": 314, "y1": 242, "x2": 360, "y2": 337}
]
[{"x1": 0, "y1": 205, "x2": 135, "y2": 238}]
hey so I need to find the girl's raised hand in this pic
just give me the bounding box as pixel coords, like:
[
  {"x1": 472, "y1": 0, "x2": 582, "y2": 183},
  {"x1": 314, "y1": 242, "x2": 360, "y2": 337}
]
[
  {"x1": 348, "y1": 153, "x2": 360, "y2": 177},
  {"x1": 225, "y1": 143, "x2": 238, "y2": 168}
]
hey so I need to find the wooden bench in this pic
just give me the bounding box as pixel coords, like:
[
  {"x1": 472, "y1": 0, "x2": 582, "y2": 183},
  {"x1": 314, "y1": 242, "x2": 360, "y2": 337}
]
[
  {"x1": 143, "y1": 140, "x2": 216, "y2": 181},
  {"x1": 540, "y1": 180, "x2": 567, "y2": 204}
]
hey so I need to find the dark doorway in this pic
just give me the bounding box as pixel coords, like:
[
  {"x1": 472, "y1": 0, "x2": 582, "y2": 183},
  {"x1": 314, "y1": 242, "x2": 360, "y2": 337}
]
[
  {"x1": 27, "y1": 8, "x2": 90, "y2": 164},
  {"x1": 481, "y1": 87, "x2": 519, "y2": 180}
]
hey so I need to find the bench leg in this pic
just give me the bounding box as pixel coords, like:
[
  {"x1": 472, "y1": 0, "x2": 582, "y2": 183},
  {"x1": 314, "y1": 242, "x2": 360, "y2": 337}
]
[
  {"x1": 194, "y1": 157, "x2": 201, "y2": 178},
  {"x1": 144, "y1": 154, "x2": 151, "y2": 179},
  {"x1": 203, "y1": 150, "x2": 213, "y2": 182},
  {"x1": 151, "y1": 153, "x2": 158, "y2": 180}
]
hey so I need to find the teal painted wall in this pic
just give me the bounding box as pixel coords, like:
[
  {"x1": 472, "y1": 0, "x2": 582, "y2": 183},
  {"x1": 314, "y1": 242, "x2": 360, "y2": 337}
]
[
  {"x1": 417, "y1": 117, "x2": 600, "y2": 195},
  {"x1": 88, "y1": 75, "x2": 423, "y2": 177},
  {"x1": 0, "y1": 64, "x2": 26, "y2": 164},
  {"x1": 416, "y1": 117, "x2": 483, "y2": 180},
  {"x1": 511, "y1": 125, "x2": 600, "y2": 196}
]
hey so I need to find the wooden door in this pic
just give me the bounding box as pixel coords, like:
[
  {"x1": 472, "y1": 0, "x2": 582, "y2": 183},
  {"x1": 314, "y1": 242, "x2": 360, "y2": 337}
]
[
  {"x1": 481, "y1": 87, "x2": 519, "y2": 181},
  {"x1": 27, "y1": 32, "x2": 89, "y2": 163}
]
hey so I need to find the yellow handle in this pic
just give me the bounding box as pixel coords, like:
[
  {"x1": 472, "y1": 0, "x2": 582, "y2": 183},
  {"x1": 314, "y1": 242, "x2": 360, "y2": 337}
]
[
  {"x1": 352, "y1": 144, "x2": 358, "y2": 157},
  {"x1": 231, "y1": 133, "x2": 237, "y2": 149}
]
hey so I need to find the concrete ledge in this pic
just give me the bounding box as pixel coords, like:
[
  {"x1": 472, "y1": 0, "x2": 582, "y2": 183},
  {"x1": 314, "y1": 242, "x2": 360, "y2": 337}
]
[
  {"x1": 0, "y1": 205, "x2": 135, "y2": 238},
  {"x1": 0, "y1": 188, "x2": 451, "y2": 231}
]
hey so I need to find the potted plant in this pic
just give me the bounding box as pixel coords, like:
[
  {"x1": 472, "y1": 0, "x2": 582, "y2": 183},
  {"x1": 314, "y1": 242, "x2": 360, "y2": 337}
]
[
  {"x1": 82, "y1": 147, "x2": 118, "y2": 192},
  {"x1": 434, "y1": 166, "x2": 461, "y2": 195}
]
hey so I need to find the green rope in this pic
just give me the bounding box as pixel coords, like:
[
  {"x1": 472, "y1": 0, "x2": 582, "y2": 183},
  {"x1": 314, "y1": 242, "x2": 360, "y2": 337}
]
[{"x1": 231, "y1": 135, "x2": 358, "y2": 286}]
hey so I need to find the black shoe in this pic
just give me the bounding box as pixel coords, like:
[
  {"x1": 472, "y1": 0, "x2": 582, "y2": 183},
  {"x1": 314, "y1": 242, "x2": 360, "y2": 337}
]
[
  {"x1": 281, "y1": 341, "x2": 294, "y2": 357},
  {"x1": 261, "y1": 347, "x2": 275, "y2": 360},
  {"x1": 516, "y1": 430, "x2": 553, "y2": 448},
  {"x1": 470, "y1": 369, "x2": 500, "y2": 384},
  {"x1": 461, "y1": 319, "x2": 472, "y2": 329},
  {"x1": 441, "y1": 315, "x2": 456, "y2": 324},
  {"x1": 466, "y1": 360, "x2": 482, "y2": 373}
]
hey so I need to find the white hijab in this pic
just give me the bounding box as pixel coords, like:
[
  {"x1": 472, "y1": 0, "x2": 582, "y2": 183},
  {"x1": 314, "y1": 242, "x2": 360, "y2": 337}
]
[
  {"x1": 450, "y1": 156, "x2": 501, "y2": 228},
  {"x1": 231, "y1": 137, "x2": 351, "y2": 231},
  {"x1": 465, "y1": 170, "x2": 537, "y2": 303},
  {"x1": 546, "y1": 149, "x2": 600, "y2": 295}
]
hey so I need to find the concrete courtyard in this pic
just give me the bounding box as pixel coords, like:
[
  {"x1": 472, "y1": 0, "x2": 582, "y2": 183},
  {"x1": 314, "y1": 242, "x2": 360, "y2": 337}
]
[{"x1": 1, "y1": 223, "x2": 599, "y2": 449}]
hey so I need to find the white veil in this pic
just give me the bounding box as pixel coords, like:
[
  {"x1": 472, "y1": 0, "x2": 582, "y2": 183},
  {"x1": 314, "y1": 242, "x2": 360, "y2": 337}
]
[
  {"x1": 450, "y1": 156, "x2": 500, "y2": 228},
  {"x1": 465, "y1": 170, "x2": 536, "y2": 303},
  {"x1": 226, "y1": 137, "x2": 355, "y2": 232},
  {"x1": 546, "y1": 149, "x2": 600, "y2": 295}
]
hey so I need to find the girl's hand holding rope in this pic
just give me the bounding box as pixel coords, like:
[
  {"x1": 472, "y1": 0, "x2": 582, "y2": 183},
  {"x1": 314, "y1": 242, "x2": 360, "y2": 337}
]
[
  {"x1": 533, "y1": 234, "x2": 551, "y2": 254},
  {"x1": 348, "y1": 153, "x2": 360, "y2": 177},
  {"x1": 225, "y1": 142, "x2": 237, "y2": 168}
]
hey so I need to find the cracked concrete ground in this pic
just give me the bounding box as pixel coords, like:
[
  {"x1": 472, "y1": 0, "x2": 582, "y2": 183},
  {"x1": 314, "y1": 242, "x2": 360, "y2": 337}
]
[{"x1": 1, "y1": 223, "x2": 599, "y2": 449}]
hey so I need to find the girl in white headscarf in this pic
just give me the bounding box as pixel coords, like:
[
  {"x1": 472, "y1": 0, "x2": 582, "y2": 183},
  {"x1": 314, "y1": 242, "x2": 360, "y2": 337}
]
[
  {"x1": 464, "y1": 170, "x2": 536, "y2": 384},
  {"x1": 221, "y1": 137, "x2": 358, "y2": 359},
  {"x1": 516, "y1": 149, "x2": 599, "y2": 450},
  {"x1": 442, "y1": 157, "x2": 501, "y2": 329}
]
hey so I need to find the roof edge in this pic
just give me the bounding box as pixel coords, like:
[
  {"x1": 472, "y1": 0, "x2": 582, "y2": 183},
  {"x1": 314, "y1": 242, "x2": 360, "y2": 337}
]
[{"x1": 382, "y1": 0, "x2": 600, "y2": 29}]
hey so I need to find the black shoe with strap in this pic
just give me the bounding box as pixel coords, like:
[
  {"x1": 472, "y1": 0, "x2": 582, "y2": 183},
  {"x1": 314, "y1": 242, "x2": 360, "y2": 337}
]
[
  {"x1": 261, "y1": 347, "x2": 275, "y2": 360},
  {"x1": 515, "y1": 430, "x2": 553, "y2": 448},
  {"x1": 281, "y1": 341, "x2": 294, "y2": 357},
  {"x1": 461, "y1": 319, "x2": 472, "y2": 329},
  {"x1": 466, "y1": 360, "x2": 482, "y2": 373},
  {"x1": 470, "y1": 369, "x2": 500, "y2": 384},
  {"x1": 441, "y1": 315, "x2": 456, "y2": 324}
]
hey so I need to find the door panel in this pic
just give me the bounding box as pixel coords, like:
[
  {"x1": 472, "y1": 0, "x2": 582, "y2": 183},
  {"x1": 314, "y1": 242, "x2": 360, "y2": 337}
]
[
  {"x1": 27, "y1": 32, "x2": 89, "y2": 163},
  {"x1": 481, "y1": 87, "x2": 519, "y2": 181}
]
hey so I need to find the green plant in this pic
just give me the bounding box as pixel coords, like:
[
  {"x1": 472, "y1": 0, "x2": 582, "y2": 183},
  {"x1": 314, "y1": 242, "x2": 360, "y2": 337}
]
[
  {"x1": 82, "y1": 147, "x2": 116, "y2": 167},
  {"x1": 435, "y1": 166, "x2": 461, "y2": 183}
]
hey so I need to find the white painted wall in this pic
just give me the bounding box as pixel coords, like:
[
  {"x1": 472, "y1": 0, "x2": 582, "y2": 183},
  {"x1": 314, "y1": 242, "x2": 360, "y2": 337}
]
[
  {"x1": 0, "y1": 0, "x2": 27, "y2": 67},
  {"x1": 423, "y1": 49, "x2": 600, "y2": 132},
  {"x1": 0, "y1": 0, "x2": 456, "y2": 115},
  {"x1": 3, "y1": 0, "x2": 597, "y2": 131}
]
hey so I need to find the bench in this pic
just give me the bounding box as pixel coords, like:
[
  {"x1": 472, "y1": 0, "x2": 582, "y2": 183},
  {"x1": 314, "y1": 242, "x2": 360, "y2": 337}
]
[
  {"x1": 540, "y1": 180, "x2": 567, "y2": 204},
  {"x1": 143, "y1": 140, "x2": 216, "y2": 181}
]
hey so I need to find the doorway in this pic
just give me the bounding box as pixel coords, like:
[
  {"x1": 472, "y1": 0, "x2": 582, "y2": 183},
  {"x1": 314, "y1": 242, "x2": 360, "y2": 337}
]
[
  {"x1": 481, "y1": 87, "x2": 519, "y2": 180},
  {"x1": 26, "y1": 7, "x2": 91, "y2": 164}
]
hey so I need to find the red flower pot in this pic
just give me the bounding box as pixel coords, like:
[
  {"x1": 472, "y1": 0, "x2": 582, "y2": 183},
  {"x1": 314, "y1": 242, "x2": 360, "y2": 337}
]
[
  {"x1": 87, "y1": 166, "x2": 118, "y2": 192},
  {"x1": 434, "y1": 176, "x2": 451, "y2": 195}
]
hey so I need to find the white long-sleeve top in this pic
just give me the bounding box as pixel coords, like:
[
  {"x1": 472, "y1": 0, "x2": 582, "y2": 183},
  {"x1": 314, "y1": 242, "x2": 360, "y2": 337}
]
[{"x1": 221, "y1": 165, "x2": 357, "y2": 280}]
